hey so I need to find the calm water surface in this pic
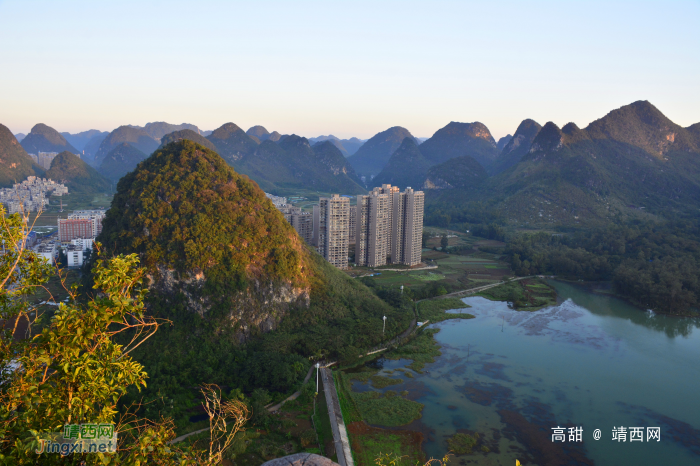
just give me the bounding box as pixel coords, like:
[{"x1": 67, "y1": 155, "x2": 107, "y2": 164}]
[{"x1": 352, "y1": 282, "x2": 700, "y2": 466}]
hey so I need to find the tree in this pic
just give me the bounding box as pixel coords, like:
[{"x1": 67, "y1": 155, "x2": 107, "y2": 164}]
[
  {"x1": 0, "y1": 206, "x2": 248, "y2": 465},
  {"x1": 440, "y1": 234, "x2": 448, "y2": 251}
]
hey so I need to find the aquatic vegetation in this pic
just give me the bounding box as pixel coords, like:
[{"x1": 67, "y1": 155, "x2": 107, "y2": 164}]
[
  {"x1": 385, "y1": 329, "x2": 442, "y2": 372},
  {"x1": 370, "y1": 375, "x2": 404, "y2": 389},
  {"x1": 447, "y1": 432, "x2": 479, "y2": 454},
  {"x1": 417, "y1": 298, "x2": 474, "y2": 323}
]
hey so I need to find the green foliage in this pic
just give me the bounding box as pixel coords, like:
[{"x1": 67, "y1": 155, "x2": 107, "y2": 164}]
[
  {"x1": 447, "y1": 432, "x2": 479, "y2": 454},
  {"x1": 341, "y1": 382, "x2": 422, "y2": 427},
  {"x1": 369, "y1": 375, "x2": 403, "y2": 389},
  {"x1": 505, "y1": 221, "x2": 700, "y2": 314},
  {"x1": 0, "y1": 219, "x2": 209, "y2": 463},
  {"x1": 45, "y1": 151, "x2": 111, "y2": 194},
  {"x1": 424, "y1": 155, "x2": 488, "y2": 188},
  {"x1": 478, "y1": 279, "x2": 556, "y2": 310},
  {"x1": 98, "y1": 140, "x2": 307, "y2": 289},
  {"x1": 385, "y1": 329, "x2": 442, "y2": 373},
  {"x1": 417, "y1": 298, "x2": 474, "y2": 323},
  {"x1": 0, "y1": 124, "x2": 39, "y2": 188},
  {"x1": 440, "y1": 234, "x2": 448, "y2": 250}
]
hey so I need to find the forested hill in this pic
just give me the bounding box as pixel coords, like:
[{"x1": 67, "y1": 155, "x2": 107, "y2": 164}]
[
  {"x1": 0, "y1": 123, "x2": 40, "y2": 187},
  {"x1": 425, "y1": 101, "x2": 700, "y2": 229},
  {"x1": 99, "y1": 140, "x2": 410, "y2": 425},
  {"x1": 206, "y1": 124, "x2": 366, "y2": 193},
  {"x1": 45, "y1": 151, "x2": 111, "y2": 194}
]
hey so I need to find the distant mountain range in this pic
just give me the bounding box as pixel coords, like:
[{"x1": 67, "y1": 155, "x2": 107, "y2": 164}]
[
  {"x1": 20, "y1": 124, "x2": 79, "y2": 155},
  {"x1": 307, "y1": 135, "x2": 366, "y2": 157},
  {"x1": 427, "y1": 101, "x2": 700, "y2": 227},
  {"x1": 61, "y1": 129, "x2": 109, "y2": 152},
  {"x1": 3, "y1": 104, "x2": 699, "y2": 226},
  {"x1": 206, "y1": 125, "x2": 365, "y2": 193},
  {"x1": 346, "y1": 126, "x2": 417, "y2": 178}
]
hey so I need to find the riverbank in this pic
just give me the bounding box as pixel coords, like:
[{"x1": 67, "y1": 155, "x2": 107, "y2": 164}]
[
  {"x1": 334, "y1": 300, "x2": 476, "y2": 466},
  {"x1": 476, "y1": 277, "x2": 556, "y2": 311}
]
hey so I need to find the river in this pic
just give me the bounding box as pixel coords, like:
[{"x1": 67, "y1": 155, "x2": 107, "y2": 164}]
[{"x1": 349, "y1": 281, "x2": 700, "y2": 465}]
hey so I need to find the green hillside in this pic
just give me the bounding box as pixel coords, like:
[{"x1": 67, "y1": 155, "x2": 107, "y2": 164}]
[
  {"x1": 20, "y1": 123, "x2": 79, "y2": 155},
  {"x1": 97, "y1": 140, "x2": 410, "y2": 424},
  {"x1": 98, "y1": 143, "x2": 147, "y2": 182},
  {"x1": 159, "y1": 129, "x2": 218, "y2": 152},
  {"x1": 45, "y1": 151, "x2": 111, "y2": 194},
  {"x1": 419, "y1": 121, "x2": 499, "y2": 170},
  {"x1": 491, "y1": 119, "x2": 541, "y2": 174},
  {"x1": 426, "y1": 102, "x2": 700, "y2": 229},
  {"x1": 347, "y1": 126, "x2": 416, "y2": 178},
  {"x1": 93, "y1": 126, "x2": 159, "y2": 167},
  {"x1": 422, "y1": 154, "x2": 488, "y2": 190},
  {"x1": 372, "y1": 137, "x2": 431, "y2": 189},
  {"x1": 0, "y1": 123, "x2": 39, "y2": 187}
]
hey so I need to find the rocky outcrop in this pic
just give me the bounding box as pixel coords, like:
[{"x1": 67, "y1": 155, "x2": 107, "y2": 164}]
[{"x1": 150, "y1": 266, "x2": 310, "y2": 343}]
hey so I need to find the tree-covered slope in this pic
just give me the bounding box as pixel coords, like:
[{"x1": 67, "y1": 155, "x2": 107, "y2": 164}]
[
  {"x1": 496, "y1": 134, "x2": 513, "y2": 152},
  {"x1": 346, "y1": 126, "x2": 416, "y2": 178},
  {"x1": 98, "y1": 143, "x2": 147, "y2": 182},
  {"x1": 427, "y1": 104, "x2": 700, "y2": 229},
  {"x1": 159, "y1": 129, "x2": 218, "y2": 152},
  {"x1": 491, "y1": 119, "x2": 541, "y2": 175},
  {"x1": 419, "y1": 121, "x2": 499, "y2": 170},
  {"x1": 82, "y1": 131, "x2": 109, "y2": 161},
  {"x1": 422, "y1": 154, "x2": 488, "y2": 190},
  {"x1": 45, "y1": 151, "x2": 111, "y2": 194},
  {"x1": 372, "y1": 138, "x2": 431, "y2": 189},
  {"x1": 93, "y1": 126, "x2": 159, "y2": 167},
  {"x1": 97, "y1": 141, "x2": 409, "y2": 417},
  {"x1": 246, "y1": 125, "x2": 271, "y2": 141},
  {"x1": 20, "y1": 123, "x2": 79, "y2": 155},
  {"x1": 206, "y1": 122, "x2": 259, "y2": 164},
  {"x1": 0, "y1": 123, "x2": 39, "y2": 187},
  {"x1": 585, "y1": 100, "x2": 698, "y2": 157}
]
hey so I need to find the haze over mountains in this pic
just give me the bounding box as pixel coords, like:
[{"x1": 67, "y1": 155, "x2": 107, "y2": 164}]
[
  {"x1": 3, "y1": 101, "x2": 699, "y2": 229},
  {"x1": 20, "y1": 124, "x2": 79, "y2": 155}
]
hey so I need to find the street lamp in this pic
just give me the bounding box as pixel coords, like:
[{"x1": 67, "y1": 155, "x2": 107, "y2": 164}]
[{"x1": 315, "y1": 363, "x2": 320, "y2": 396}]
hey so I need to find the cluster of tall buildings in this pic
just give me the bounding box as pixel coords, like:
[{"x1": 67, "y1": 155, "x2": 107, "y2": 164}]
[
  {"x1": 0, "y1": 176, "x2": 68, "y2": 214},
  {"x1": 271, "y1": 184, "x2": 424, "y2": 270}
]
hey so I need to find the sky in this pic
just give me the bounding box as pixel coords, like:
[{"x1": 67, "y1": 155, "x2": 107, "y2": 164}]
[{"x1": 1, "y1": 0, "x2": 698, "y2": 140}]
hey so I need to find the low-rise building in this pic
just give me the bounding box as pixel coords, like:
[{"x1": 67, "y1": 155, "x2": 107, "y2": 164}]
[
  {"x1": 66, "y1": 244, "x2": 84, "y2": 267},
  {"x1": 36, "y1": 243, "x2": 56, "y2": 263}
]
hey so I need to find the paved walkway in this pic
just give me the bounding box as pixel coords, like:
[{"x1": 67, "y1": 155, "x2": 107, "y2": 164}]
[{"x1": 320, "y1": 367, "x2": 353, "y2": 466}]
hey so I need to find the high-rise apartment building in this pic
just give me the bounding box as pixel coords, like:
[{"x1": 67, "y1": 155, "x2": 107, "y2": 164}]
[
  {"x1": 348, "y1": 206, "x2": 357, "y2": 245},
  {"x1": 277, "y1": 204, "x2": 313, "y2": 244},
  {"x1": 392, "y1": 187, "x2": 424, "y2": 266},
  {"x1": 355, "y1": 191, "x2": 390, "y2": 267},
  {"x1": 356, "y1": 184, "x2": 424, "y2": 267},
  {"x1": 317, "y1": 194, "x2": 349, "y2": 269}
]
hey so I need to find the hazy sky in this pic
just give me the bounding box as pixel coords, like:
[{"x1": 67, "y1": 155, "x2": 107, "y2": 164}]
[{"x1": 1, "y1": 0, "x2": 698, "y2": 140}]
